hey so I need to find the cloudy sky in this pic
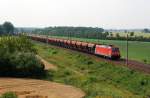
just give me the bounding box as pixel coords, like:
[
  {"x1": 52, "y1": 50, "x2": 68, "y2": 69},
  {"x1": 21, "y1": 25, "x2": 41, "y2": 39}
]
[{"x1": 0, "y1": 0, "x2": 149, "y2": 29}]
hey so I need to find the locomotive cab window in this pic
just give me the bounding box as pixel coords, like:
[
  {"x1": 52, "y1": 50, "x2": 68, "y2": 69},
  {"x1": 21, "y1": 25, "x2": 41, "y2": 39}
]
[{"x1": 112, "y1": 48, "x2": 119, "y2": 52}]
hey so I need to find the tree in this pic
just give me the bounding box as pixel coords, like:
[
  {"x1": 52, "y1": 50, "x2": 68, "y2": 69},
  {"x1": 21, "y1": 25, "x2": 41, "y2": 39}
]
[
  {"x1": 130, "y1": 32, "x2": 134, "y2": 37},
  {"x1": 116, "y1": 33, "x2": 120, "y2": 38},
  {"x1": 0, "y1": 25, "x2": 4, "y2": 34},
  {"x1": 143, "y1": 28, "x2": 149, "y2": 33},
  {"x1": 105, "y1": 32, "x2": 109, "y2": 37},
  {"x1": 110, "y1": 33, "x2": 113, "y2": 37},
  {"x1": 102, "y1": 32, "x2": 109, "y2": 39},
  {"x1": 3, "y1": 22, "x2": 14, "y2": 34}
]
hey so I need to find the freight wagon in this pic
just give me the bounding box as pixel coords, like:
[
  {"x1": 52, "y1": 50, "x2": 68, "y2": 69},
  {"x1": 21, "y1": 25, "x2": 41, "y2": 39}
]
[{"x1": 30, "y1": 35, "x2": 121, "y2": 59}]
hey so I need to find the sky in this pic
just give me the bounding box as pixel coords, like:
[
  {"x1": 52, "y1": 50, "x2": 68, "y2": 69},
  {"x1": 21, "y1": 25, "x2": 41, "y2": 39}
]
[{"x1": 0, "y1": 0, "x2": 149, "y2": 29}]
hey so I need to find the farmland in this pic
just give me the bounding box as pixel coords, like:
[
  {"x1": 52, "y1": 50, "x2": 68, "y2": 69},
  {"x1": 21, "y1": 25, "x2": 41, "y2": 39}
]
[
  {"x1": 110, "y1": 32, "x2": 150, "y2": 38},
  {"x1": 34, "y1": 41, "x2": 150, "y2": 98},
  {"x1": 47, "y1": 35, "x2": 150, "y2": 64}
]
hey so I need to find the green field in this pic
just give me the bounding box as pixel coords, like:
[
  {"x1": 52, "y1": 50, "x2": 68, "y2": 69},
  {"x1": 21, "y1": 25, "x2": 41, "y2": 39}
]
[
  {"x1": 35, "y1": 41, "x2": 150, "y2": 98},
  {"x1": 48, "y1": 36, "x2": 150, "y2": 64}
]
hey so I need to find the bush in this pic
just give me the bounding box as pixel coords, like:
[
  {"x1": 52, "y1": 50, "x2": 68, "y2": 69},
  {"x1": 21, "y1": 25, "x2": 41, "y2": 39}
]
[
  {"x1": 0, "y1": 52, "x2": 45, "y2": 77},
  {"x1": 0, "y1": 36, "x2": 45, "y2": 77},
  {"x1": 0, "y1": 36, "x2": 36, "y2": 53},
  {"x1": 143, "y1": 59, "x2": 147, "y2": 64},
  {"x1": 0, "y1": 92, "x2": 17, "y2": 98},
  {"x1": 12, "y1": 52, "x2": 45, "y2": 76}
]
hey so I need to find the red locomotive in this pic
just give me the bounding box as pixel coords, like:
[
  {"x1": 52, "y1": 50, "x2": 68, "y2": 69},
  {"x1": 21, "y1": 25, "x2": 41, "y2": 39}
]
[
  {"x1": 30, "y1": 35, "x2": 120, "y2": 59},
  {"x1": 95, "y1": 45, "x2": 120, "y2": 59}
]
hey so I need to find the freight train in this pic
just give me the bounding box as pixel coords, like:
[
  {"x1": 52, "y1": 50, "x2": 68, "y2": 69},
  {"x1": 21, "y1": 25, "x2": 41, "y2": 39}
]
[{"x1": 29, "y1": 35, "x2": 121, "y2": 59}]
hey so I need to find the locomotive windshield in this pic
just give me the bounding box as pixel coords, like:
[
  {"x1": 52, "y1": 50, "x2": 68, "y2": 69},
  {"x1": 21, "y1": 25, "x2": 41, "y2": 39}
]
[{"x1": 112, "y1": 48, "x2": 119, "y2": 52}]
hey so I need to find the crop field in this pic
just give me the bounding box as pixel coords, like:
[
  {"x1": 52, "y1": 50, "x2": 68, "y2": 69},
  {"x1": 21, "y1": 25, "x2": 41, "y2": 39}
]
[
  {"x1": 35, "y1": 41, "x2": 150, "y2": 98},
  {"x1": 48, "y1": 35, "x2": 150, "y2": 64},
  {"x1": 111, "y1": 32, "x2": 150, "y2": 38}
]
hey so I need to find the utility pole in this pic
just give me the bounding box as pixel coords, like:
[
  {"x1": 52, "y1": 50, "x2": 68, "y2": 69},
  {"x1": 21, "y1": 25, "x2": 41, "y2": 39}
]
[
  {"x1": 45, "y1": 33, "x2": 48, "y2": 47},
  {"x1": 126, "y1": 32, "x2": 129, "y2": 66},
  {"x1": 47, "y1": 35, "x2": 48, "y2": 44},
  {"x1": 67, "y1": 32, "x2": 69, "y2": 40},
  {"x1": 70, "y1": 32, "x2": 72, "y2": 40},
  {"x1": 97, "y1": 32, "x2": 98, "y2": 43},
  {"x1": 69, "y1": 32, "x2": 71, "y2": 40}
]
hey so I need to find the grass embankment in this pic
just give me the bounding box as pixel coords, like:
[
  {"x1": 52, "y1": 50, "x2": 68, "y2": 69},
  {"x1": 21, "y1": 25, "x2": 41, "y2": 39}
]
[
  {"x1": 35, "y1": 41, "x2": 150, "y2": 98},
  {"x1": 49, "y1": 36, "x2": 150, "y2": 64}
]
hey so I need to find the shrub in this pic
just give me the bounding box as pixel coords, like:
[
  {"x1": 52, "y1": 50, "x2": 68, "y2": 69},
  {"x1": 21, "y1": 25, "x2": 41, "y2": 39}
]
[
  {"x1": 143, "y1": 59, "x2": 147, "y2": 64},
  {"x1": 0, "y1": 52, "x2": 45, "y2": 77},
  {"x1": 0, "y1": 92, "x2": 17, "y2": 98},
  {"x1": 0, "y1": 36, "x2": 44, "y2": 77},
  {"x1": 11, "y1": 52, "x2": 45, "y2": 76},
  {"x1": 0, "y1": 36, "x2": 36, "y2": 53}
]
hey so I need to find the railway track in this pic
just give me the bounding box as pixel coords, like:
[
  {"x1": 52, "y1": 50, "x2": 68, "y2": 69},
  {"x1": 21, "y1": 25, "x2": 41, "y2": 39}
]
[
  {"x1": 101, "y1": 57, "x2": 150, "y2": 74},
  {"x1": 30, "y1": 34, "x2": 150, "y2": 74},
  {"x1": 40, "y1": 42, "x2": 150, "y2": 74},
  {"x1": 83, "y1": 52, "x2": 150, "y2": 74},
  {"x1": 120, "y1": 59, "x2": 150, "y2": 74}
]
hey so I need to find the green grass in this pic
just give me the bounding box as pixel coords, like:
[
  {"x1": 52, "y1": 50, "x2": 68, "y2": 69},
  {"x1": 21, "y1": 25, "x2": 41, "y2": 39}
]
[
  {"x1": 49, "y1": 36, "x2": 150, "y2": 64},
  {"x1": 35, "y1": 41, "x2": 150, "y2": 98}
]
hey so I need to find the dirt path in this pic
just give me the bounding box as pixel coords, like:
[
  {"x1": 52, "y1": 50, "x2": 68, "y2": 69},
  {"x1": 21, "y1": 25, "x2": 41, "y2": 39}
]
[
  {"x1": 37, "y1": 55, "x2": 57, "y2": 70},
  {"x1": 0, "y1": 78, "x2": 85, "y2": 98}
]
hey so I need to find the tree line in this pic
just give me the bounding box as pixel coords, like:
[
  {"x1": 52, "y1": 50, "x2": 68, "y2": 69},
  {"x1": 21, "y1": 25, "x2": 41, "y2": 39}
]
[
  {"x1": 0, "y1": 21, "x2": 14, "y2": 35},
  {"x1": 32, "y1": 27, "x2": 150, "y2": 42},
  {"x1": 143, "y1": 28, "x2": 150, "y2": 33},
  {"x1": 108, "y1": 35, "x2": 150, "y2": 42},
  {"x1": 33, "y1": 26, "x2": 107, "y2": 39}
]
